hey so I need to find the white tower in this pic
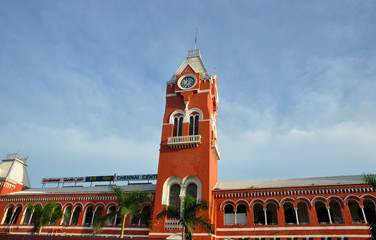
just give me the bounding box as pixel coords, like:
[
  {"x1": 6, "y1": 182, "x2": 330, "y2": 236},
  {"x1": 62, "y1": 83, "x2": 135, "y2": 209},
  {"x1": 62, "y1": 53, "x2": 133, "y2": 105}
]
[{"x1": 0, "y1": 153, "x2": 30, "y2": 195}]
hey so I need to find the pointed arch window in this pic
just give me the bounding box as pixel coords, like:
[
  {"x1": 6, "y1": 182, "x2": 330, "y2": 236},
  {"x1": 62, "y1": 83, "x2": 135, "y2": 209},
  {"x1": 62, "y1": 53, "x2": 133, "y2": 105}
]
[
  {"x1": 63, "y1": 206, "x2": 72, "y2": 225},
  {"x1": 70, "y1": 206, "x2": 82, "y2": 225},
  {"x1": 173, "y1": 116, "x2": 183, "y2": 137},
  {"x1": 22, "y1": 208, "x2": 33, "y2": 224},
  {"x1": 3, "y1": 206, "x2": 14, "y2": 224},
  {"x1": 189, "y1": 114, "x2": 199, "y2": 135}
]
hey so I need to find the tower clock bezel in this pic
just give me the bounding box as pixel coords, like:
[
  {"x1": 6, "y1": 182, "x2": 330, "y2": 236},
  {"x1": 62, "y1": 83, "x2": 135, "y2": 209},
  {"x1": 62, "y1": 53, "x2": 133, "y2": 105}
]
[{"x1": 177, "y1": 74, "x2": 197, "y2": 90}]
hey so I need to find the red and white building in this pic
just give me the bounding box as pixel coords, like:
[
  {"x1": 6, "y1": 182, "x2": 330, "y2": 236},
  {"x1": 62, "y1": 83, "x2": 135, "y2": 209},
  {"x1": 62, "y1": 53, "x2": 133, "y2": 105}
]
[{"x1": 0, "y1": 49, "x2": 375, "y2": 240}]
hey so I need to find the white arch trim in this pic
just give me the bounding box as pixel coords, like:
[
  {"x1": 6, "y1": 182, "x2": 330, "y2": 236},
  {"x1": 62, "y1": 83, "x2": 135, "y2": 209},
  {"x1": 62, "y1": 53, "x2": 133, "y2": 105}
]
[
  {"x1": 187, "y1": 108, "x2": 203, "y2": 121},
  {"x1": 83, "y1": 202, "x2": 95, "y2": 210},
  {"x1": 280, "y1": 197, "x2": 295, "y2": 205},
  {"x1": 361, "y1": 194, "x2": 376, "y2": 202},
  {"x1": 168, "y1": 110, "x2": 186, "y2": 124},
  {"x1": 62, "y1": 202, "x2": 74, "y2": 210},
  {"x1": 344, "y1": 195, "x2": 361, "y2": 203},
  {"x1": 161, "y1": 176, "x2": 183, "y2": 205},
  {"x1": 311, "y1": 196, "x2": 327, "y2": 205},
  {"x1": 250, "y1": 199, "x2": 265, "y2": 207},
  {"x1": 327, "y1": 195, "x2": 345, "y2": 206},
  {"x1": 105, "y1": 202, "x2": 118, "y2": 210},
  {"x1": 265, "y1": 198, "x2": 281, "y2": 208},
  {"x1": 296, "y1": 197, "x2": 312, "y2": 207},
  {"x1": 219, "y1": 200, "x2": 237, "y2": 211},
  {"x1": 168, "y1": 108, "x2": 204, "y2": 124},
  {"x1": 72, "y1": 202, "x2": 83, "y2": 211},
  {"x1": 235, "y1": 199, "x2": 250, "y2": 209},
  {"x1": 94, "y1": 203, "x2": 105, "y2": 211},
  {"x1": 182, "y1": 175, "x2": 202, "y2": 201}
]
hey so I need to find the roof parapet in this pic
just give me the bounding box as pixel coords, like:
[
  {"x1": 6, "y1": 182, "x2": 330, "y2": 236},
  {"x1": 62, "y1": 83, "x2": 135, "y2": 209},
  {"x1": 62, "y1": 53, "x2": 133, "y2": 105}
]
[{"x1": 188, "y1": 49, "x2": 201, "y2": 57}]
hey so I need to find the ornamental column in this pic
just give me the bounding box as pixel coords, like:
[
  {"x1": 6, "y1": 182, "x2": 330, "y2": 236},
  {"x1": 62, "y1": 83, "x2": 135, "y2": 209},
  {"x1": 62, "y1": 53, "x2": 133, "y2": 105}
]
[
  {"x1": 326, "y1": 207, "x2": 332, "y2": 224},
  {"x1": 294, "y1": 208, "x2": 299, "y2": 224}
]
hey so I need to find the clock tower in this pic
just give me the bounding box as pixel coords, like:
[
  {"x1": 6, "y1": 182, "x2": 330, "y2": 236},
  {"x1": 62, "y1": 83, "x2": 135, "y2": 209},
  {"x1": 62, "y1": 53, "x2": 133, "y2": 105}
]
[{"x1": 151, "y1": 49, "x2": 219, "y2": 240}]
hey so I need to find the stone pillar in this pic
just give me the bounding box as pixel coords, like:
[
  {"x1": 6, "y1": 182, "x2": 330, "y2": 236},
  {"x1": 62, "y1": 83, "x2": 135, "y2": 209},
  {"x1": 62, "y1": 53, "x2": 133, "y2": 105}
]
[
  {"x1": 294, "y1": 208, "x2": 299, "y2": 224},
  {"x1": 263, "y1": 208, "x2": 268, "y2": 225},
  {"x1": 360, "y1": 206, "x2": 367, "y2": 224},
  {"x1": 326, "y1": 207, "x2": 332, "y2": 224}
]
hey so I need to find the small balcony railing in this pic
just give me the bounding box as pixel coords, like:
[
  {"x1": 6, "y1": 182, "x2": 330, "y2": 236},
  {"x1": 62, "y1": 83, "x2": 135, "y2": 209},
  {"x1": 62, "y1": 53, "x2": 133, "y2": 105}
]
[
  {"x1": 165, "y1": 218, "x2": 182, "y2": 230},
  {"x1": 211, "y1": 140, "x2": 220, "y2": 160},
  {"x1": 167, "y1": 135, "x2": 201, "y2": 148}
]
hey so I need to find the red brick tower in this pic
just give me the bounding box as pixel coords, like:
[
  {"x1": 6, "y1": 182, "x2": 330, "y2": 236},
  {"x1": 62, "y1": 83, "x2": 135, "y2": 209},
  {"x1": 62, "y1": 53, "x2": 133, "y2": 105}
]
[{"x1": 151, "y1": 49, "x2": 219, "y2": 240}]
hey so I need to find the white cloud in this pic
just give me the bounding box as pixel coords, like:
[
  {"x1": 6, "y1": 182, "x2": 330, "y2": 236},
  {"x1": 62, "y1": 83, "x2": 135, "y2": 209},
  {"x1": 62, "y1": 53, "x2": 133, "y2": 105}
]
[{"x1": 0, "y1": 123, "x2": 160, "y2": 187}]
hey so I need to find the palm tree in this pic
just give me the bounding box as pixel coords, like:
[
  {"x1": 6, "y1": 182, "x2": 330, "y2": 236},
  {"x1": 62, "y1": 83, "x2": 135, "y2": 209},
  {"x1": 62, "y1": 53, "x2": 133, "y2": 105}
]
[
  {"x1": 157, "y1": 195, "x2": 214, "y2": 240},
  {"x1": 93, "y1": 185, "x2": 153, "y2": 238},
  {"x1": 26, "y1": 202, "x2": 62, "y2": 235},
  {"x1": 363, "y1": 173, "x2": 376, "y2": 239}
]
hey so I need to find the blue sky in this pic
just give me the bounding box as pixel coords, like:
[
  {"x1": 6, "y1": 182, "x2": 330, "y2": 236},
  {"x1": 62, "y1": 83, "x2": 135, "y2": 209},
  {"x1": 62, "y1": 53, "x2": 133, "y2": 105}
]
[{"x1": 1, "y1": 1, "x2": 375, "y2": 187}]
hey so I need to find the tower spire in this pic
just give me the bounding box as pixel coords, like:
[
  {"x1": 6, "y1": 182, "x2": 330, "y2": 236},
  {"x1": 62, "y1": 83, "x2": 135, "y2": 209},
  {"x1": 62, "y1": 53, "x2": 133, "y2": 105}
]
[{"x1": 195, "y1": 28, "x2": 198, "y2": 50}]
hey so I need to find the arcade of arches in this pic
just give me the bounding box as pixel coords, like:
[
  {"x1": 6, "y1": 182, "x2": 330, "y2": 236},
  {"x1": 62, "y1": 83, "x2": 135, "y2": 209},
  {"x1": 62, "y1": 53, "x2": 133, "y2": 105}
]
[{"x1": 221, "y1": 197, "x2": 375, "y2": 227}]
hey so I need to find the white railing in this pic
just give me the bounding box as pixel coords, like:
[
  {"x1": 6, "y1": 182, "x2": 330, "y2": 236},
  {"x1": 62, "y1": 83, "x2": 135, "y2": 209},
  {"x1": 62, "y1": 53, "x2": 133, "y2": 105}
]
[
  {"x1": 167, "y1": 135, "x2": 201, "y2": 148},
  {"x1": 165, "y1": 218, "x2": 182, "y2": 229},
  {"x1": 188, "y1": 49, "x2": 201, "y2": 57}
]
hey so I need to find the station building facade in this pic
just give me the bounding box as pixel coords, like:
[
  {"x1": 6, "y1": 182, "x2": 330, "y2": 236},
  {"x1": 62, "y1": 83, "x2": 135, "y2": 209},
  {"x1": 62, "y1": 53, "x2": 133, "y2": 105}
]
[{"x1": 0, "y1": 50, "x2": 375, "y2": 240}]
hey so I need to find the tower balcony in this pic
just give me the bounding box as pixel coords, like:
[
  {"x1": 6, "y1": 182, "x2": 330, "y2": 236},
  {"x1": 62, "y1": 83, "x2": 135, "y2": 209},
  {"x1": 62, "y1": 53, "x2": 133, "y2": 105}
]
[
  {"x1": 211, "y1": 140, "x2": 220, "y2": 160},
  {"x1": 167, "y1": 135, "x2": 201, "y2": 148}
]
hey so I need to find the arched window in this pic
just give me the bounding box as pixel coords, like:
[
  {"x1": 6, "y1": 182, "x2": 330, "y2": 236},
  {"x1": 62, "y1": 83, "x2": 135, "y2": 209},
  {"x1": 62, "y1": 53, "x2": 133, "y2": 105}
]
[
  {"x1": 284, "y1": 202, "x2": 297, "y2": 224},
  {"x1": 50, "y1": 205, "x2": 61, "y2": 225},
  {"x1": 115, "y1": 211, "x2": 122, "y2": 226},
  {"x1": 224, "y1": 205, "x2": 235, "y2": 225},
  {"x1": 93, "y1": 206, "x2": 104, "y2": 225},
  {"x1": 10, "y1": 206, "x2": 22, "y2": 225},
  {"x1": 329, "y1": 200, "x2": 343, "y2": 224},
  {"x1": 266, "y1": 203, "x2": 278, "y2": 225},
  {"x1": 63, "y1": 206, "x2": 72, "y2": 225},
  {"x1": 22, "y1": 208, "x2": 32, "y2": 224},
  {"x1": 363, "y1": 199, "x2": 376, "y2": 223},
  {"x1": 189, "y1": 114, "x2": 199, "y2": 135},
  {"x1": 173, "y1": 116, "x2": 183, "y2": 137},
  {"x1": 84, "y1": 206, "x2": 94, "y2": 225},
  {"x1": 186, "y1": 183, "x2": 197, "y2": 199},
  {"x1": 70, "y1": 206, "x2": 81, "y2": 225},
  {"x1": 29, "y1": 204, "x2": 41, "y2": 225},
  {"x1": 297, "y1": 202, "x2": 310, "y2": 224},
  {"x1": 3, "y1": 206, "x2": 14, "y2": 224},
  {"x1": 348, "y1": 200, "x2": 364, "y2": 223},
  {"x1": 131, "y1": 205, "x2": 151, "y2": 226},
  {"x1": 315, "y1": 201, "x2": 329, "y2": 224},
  {"x1": 140, "y1": 206, "x2": 151, "y2": 226},
  {"x1": 169, "y1": 184, "x2": 181, "y2": 209},
  {"x1": 107, "y1": 206, "x2": 116, "y2": 225},
  {"x1": 236, "y1": 204, "x2": 247, "y2": 225},
  {"x1": 253, "y1": 203, "x2": 265, "y2": 225}
]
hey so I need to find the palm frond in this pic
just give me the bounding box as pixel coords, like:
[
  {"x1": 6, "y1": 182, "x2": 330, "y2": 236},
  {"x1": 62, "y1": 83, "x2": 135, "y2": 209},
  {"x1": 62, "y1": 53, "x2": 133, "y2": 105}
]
[
  {"x1": 364, "y1": 173, "x2": 376, "y2": 189},
  {"x1": 92, "y1": 211, "x2": 117, "y2": 234},
  {"x1": 156, "y1": 206, "x2": 180, "y2": 219}
]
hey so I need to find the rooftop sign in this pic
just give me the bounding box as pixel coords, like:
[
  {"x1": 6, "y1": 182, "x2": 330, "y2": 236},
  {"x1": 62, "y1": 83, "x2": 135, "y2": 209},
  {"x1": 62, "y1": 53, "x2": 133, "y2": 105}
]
[{"x1": 41, "y1": 174, "x2": 157, "y2": 184}]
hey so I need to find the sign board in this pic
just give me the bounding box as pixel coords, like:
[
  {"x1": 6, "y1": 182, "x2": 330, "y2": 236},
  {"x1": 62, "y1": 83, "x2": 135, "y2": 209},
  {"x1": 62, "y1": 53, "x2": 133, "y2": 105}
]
[
  {"x1": 116, "y1": 174, "x2": 157, "y2": 181},
  {"x1": 41, "y1": 174, "x2": 157, "y2": 184},
  {"x1": 41, "y1": 177, "x2": 85, "y2": 184},
  {"x1": 85, "y1": 176, "x2": 114, "y2": 182}
]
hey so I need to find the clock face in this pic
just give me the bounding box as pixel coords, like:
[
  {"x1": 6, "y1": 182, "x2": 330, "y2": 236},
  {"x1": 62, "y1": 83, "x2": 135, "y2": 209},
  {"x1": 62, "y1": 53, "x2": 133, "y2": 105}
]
[{"x1": 179, "y1": 76, "x2": 196, "y2": 89}]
